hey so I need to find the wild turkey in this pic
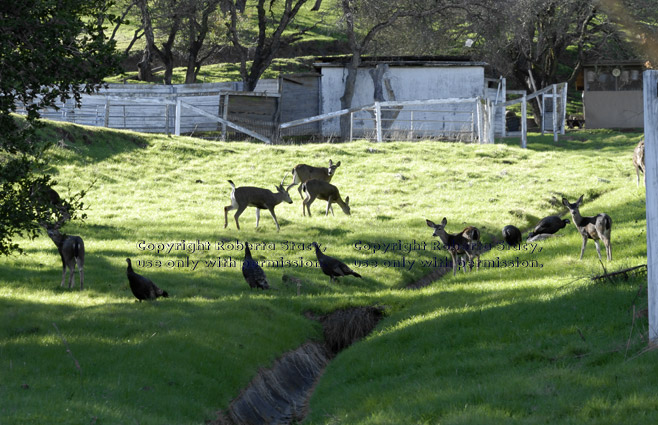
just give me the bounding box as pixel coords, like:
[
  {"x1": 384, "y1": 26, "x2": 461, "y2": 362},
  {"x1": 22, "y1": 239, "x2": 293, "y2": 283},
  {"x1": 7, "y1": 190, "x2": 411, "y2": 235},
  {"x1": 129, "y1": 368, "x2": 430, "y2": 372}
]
[
  {"x1": 312, "y1": 242, "x2": 361, "y2": 282},
  {"x1": 242, "y1": 243, "x2": 270, "y2": 290},
  {"x1": 527, "y1": 216, "x2": 570, "y2": 239},
  {"x1": 125, "y1": 258, "x2": 169, "y2": 301},
  {"x1": 502, "y1": 225, "x2": 522, "y2": 246}
]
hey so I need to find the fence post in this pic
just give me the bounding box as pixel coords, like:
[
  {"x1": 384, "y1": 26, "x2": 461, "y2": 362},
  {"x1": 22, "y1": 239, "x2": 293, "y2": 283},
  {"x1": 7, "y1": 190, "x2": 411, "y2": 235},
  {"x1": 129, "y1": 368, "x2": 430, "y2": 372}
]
[
  {"x1": 349, "y1": 112, "x2": 353, "y2": 142},
  {"x1": 476, "y1": 99, "x2": 483, "y2": 143},
  {"x1": 552, "y1": 84, "x2": 558, "y2": 142},
  {"x1": 471, "y1": 102, "x2": 475, "y2": 143},
  {"x1": 644, "y1": 70, "x2": 658, "y2": 344},
  {"x1": 175, "y1": 98, "x2": 182, "y2": 136},
  {"x1": 487, "y1": 100, "x2": 496, "y2": 144},
  {"x1": 521, "y1": 93, "x2": 527, "y2": 148},
  {"x1": 561, "y1": 82, "x2": 568, "y2": 135},
  {"x1": 222, "y1": 93, "x2": 229, "y2": 141},
  {"x1": 375, "y1": 102, "x2": 382, "y2": 142},
  {"x1": 104, "y1": 97, "x2": 110, "y2": 128}
]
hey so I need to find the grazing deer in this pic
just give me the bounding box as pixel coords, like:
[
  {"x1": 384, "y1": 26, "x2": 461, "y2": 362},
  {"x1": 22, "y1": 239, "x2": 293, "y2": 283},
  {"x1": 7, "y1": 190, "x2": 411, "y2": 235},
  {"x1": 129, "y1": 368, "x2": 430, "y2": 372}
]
[
  {"x1": 633, "y1": 138, "x2": 645, "y2": 187},
  {"x1": 224, "y1": 174, "x2": 295, "y2": 232},
  {"x1": 301, "y1": 179, "x2": 350, "y2": 217},
  {"x1": 291, "y1": 159, "x2": 341, "y2": 200},
  {"x1": 562, "y1": 195, "x2": 612, "y2": 261},
  {"x1": 426, "y1": 218, "x2": 481, "y2": 276},
  {"x1": 42, "y1": 222, "x2": 85, "y2": 290}
]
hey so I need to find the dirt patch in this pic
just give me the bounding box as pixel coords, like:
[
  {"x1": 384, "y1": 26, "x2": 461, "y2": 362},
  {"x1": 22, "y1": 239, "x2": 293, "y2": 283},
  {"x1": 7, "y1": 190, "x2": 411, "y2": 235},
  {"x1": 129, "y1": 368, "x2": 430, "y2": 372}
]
[{"x1": 208, "y1": 306, "x2": 384, "y2": 425}]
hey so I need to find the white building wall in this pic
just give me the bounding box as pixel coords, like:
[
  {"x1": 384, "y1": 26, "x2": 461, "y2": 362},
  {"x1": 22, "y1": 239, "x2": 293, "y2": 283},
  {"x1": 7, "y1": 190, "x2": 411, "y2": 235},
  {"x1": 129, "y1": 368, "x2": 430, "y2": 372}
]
[{"x1": 320, "y1": 66, "x2": 485, "y2": 137}]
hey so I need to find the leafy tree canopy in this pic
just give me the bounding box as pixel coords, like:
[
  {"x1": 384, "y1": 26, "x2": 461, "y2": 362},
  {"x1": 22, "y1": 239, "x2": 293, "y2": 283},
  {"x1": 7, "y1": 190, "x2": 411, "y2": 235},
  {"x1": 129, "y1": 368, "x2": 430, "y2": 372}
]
[{"x1": 0, "y1": 0, "x2": 123, "y2": 255}]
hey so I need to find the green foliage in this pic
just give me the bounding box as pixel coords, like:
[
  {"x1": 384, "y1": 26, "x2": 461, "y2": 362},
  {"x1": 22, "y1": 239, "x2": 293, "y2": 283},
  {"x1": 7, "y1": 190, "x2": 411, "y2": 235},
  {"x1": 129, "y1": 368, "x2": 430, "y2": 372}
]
[
  {"x1": 0, "y1": 122, "x2": 653, "y2": 424},
  {"x1": 0, "y1": 0, "x2": 123, "y2": 255}
]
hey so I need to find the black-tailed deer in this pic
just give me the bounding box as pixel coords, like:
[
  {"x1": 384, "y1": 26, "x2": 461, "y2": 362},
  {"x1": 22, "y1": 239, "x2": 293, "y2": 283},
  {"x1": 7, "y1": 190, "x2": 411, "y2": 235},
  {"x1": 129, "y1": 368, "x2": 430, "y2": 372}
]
[
  {"x1": 633, "y1": 138, "x2": 645, "y2": 187},
  {"x1": 291, "y1": 159, "x2": 341, "y2": 200},
  {"x1": 301, "y1": 179, "x2": 350, "y2": 217},
  {"x1": 426, "y1": 218, "x2": 480, "y2": 276},
  {"x1": 42, "y1": 222, "x2": 85, "y2": 290},
  {"x1": 224, "y1": 174, "x2": 295, "y2": 232},
  {"x1": 562, "y1": 195, "x2": 612, "y2": 261}
]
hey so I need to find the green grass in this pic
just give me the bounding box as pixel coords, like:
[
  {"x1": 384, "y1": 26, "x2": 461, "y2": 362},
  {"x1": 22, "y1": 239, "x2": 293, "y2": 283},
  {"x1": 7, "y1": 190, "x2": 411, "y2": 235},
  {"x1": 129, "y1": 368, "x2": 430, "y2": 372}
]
[{"x1": 0, "y1": 122, "x2": 654, "y2": 424}]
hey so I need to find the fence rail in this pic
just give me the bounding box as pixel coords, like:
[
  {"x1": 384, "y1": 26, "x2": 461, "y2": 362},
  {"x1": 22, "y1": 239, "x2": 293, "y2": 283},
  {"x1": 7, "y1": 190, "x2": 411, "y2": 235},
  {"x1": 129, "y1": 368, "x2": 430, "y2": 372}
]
[{"x1": 16, "y1": 81, "x2": 567, "y2": 146}]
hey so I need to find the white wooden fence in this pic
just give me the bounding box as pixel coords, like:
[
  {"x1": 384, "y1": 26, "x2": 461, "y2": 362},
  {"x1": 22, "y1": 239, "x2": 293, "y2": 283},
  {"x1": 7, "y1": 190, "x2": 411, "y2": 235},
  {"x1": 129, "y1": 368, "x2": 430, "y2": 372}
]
[
  {"x1": 18, "y1": 81, "x2": 566, "y2": 146},
  {"x1": 279, "y1": 97, "x2": 496, "y2": 144},
  {"x1": 496, "y1": 82, "x2": 567, "y2": 148}
]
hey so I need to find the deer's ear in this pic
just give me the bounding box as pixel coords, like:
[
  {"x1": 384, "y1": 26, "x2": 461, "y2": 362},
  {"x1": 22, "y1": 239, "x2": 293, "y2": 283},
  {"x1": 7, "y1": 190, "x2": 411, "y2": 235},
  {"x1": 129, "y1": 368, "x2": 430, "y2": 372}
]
[
  {"x1": 577, "y1": 194, "x2": 584, "y2": 204},
  {"x1": 426, "y1": 219, "x2": 435, "y2": 228},
  {"x1": 345, "y1": 196, "x2": 349, "y2": 204},
  {"x1": 562, "y1": 197, "x2": 569, "y2": 207},
  {"x1": 441, "y1": 217, "x2": 447, "y2": 226},
  {"x1": 335, "y1": 161, "x2": 341, "y2": 167}
]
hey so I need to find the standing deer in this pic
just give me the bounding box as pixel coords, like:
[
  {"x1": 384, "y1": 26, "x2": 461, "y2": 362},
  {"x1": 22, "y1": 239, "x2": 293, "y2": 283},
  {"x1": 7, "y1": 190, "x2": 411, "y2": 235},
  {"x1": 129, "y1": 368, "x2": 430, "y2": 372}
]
[
  {"x1": 291, "y1": 159, "x2": 341, "y2": 200},
  {"x1": 633, "y1": 138, "x2": 645, "y2": 187},
  {"x1": 224, "y1": 174, "x2": 295, "y2": 232},
  {"x1": 426, "y1": 218, "x2": 481, "y2": 276},
  {"x1": 301, "y1": 179, "x2": 350, "y2": 217},
  {"x1": 42, "y1": 222, "x2": 85, "y2": 290},
  {"x1": 562, "y1": 195, "x2": 612, "y2": 261}
]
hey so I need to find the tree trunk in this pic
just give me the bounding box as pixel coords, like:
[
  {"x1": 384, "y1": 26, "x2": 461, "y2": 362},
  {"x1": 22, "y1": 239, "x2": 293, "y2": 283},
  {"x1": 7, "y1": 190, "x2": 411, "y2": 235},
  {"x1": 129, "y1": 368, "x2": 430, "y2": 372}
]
[{"x1": 137, "y1": 46, "x2": 153, "y2": 82}]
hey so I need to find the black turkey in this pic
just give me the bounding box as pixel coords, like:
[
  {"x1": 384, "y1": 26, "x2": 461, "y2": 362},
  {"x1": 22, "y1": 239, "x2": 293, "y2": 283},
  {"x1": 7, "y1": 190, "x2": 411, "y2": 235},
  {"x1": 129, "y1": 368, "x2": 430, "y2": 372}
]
[
  {"x1": 312, "y1": 242, "x2": 361, "y2": 282},
  {"x1": 528, "y1": 216, "x2": 570, "y2": 239},
  {"x1": 126, "y1": 258, "x2": 169, "y2": 301},
  {"x1": 242, "y1": 243, "x2": 270, "y2": 290},
  {"x1": 502, "y1": 225, "x2": 522, "y2": 246}
]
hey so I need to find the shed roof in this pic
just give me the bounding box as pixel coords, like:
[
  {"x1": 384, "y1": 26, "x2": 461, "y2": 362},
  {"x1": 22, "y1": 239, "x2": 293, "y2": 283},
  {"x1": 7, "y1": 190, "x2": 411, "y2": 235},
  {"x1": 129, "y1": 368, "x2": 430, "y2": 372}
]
[{"x1": 314, "y1": 55, "x2": 487, "y2": 68}]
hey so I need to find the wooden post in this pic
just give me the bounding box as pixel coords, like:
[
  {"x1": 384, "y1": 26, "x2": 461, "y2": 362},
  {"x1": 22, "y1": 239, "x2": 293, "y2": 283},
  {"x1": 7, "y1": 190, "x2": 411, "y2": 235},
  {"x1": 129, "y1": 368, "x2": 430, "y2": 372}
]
[
  {"x1": 165, "y1": 103, "x2": 170, "y2": 137},
  {"x1": 175, "y1": 98, "x2": 182, "y2": 136},
  {"x1": 487, "y1": 100, "x2": 496, "y2": 144},
  {"x1": 541, "y1": 94, "x2": 545, "y2": 136},
  {"x1": 560, "y1": 82, "x2": 568, "y2": 135},
  {"x1": 476, "y1": 99, "x2": 483, "y2": 143},
  {"x1": 349, "y1": 112, "x2": 353, "y2": 142},
  {"x1": 222, "y1": 94, "x2": 229, "y2": 141},
  {"x1": 104, "y1": 98, "x2": 110, "y2": 128},
  {"x1": 520, "y1": 95, "x2": 527, "y2": 146},
  {"x1": 375, "y1": 102, "x2": 382, "y2": 143},
  {"x1": 471, "y1": 102, "x2": 476, "y2": 143},
  {"x1": 552, "y1": 84, "x2": 558, "y2": 142},
  {"x1": 644, "y1": 70, "x2": 658, "y2": 344}
]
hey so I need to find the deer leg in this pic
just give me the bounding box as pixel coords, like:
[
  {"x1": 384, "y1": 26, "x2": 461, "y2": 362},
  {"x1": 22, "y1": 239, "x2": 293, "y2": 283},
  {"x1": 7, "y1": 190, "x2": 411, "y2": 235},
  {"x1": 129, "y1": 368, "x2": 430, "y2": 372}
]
[
  {"x1": 298, "y1": 184, "x2": 305, "y2": 201},
  {"x1": 78, "y1": 261, "x2": 84, "y2": 291},
  {"x1": 224, "y1": 204, "x2": 235, "y2": 228},
  {"x1": 605, "y1": 237, "x2": 612, "y2": 261},
  {"x1": 267, "y1": 207, "x2": 281, "y2": 231},
  {"x1": 68, "y1": 262, "x2": 75, "y2": 289},
  {"x1": 593, "y1": 240, "x2": 603, "y2": 261},
  {"x1": 255, "y1": 208, "x2": 261, "y2": 227},
  {"x1": 233, "y1": 205, "x2": 247, "y2": 230},
  {"x1": 305, "y1": 195, "x2": 316, "y2": 217},
  {"x1": 325, "y1": 196, "x2": 333, "y2": 216},
  {"x1": 579, "y1": 235, "x2": 588, "y2": 260},
  {"x1": 60, "y1": 257, "x2": 67, "y2": 287},
  {"x1": 450, "y1": 251, "x2": 458, "y2": 276}
]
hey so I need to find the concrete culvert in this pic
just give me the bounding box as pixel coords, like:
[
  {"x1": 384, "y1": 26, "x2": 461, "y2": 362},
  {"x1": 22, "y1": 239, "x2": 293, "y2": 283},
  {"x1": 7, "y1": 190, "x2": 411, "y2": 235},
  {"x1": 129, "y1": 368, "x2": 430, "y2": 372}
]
[{"x1": 209, "y1": 306, "x2": 384, "y2": 425}]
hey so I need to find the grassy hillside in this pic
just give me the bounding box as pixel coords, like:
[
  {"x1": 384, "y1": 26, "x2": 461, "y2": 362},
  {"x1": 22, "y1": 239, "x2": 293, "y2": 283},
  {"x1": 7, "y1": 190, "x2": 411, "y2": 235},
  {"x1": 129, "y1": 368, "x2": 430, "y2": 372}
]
[{"x1": 0, "y1": 122, "x2": 654, "y2": 424}]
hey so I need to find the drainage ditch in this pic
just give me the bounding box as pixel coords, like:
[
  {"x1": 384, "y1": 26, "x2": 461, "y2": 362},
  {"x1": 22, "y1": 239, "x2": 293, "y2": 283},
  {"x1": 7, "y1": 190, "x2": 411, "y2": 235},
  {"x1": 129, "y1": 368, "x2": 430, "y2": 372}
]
[{"x1": 208, "y1": 306, "x2": 384, "y2": 425}]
